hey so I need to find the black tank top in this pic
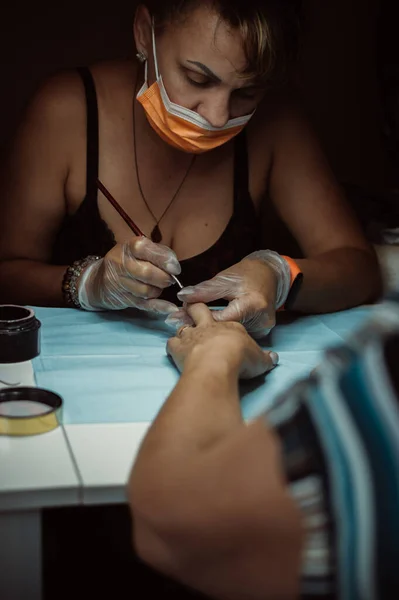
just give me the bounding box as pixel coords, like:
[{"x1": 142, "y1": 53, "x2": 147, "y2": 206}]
[{"x1": 51, "y1": 67, "x2": 261, "y2": 303}]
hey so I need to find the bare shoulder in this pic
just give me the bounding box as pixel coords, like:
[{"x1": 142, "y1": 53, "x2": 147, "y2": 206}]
[
  {"x1": 248, "y1": 91, "x2": 312, "y2": 149},
  {"x1": 18, "y1": 59, "x2": 134, "y2": 136},
  {"x1": 21, "y1": 69, "x2": 87, "y2": 135},
  {"x1": 90, "y1": 59, "x2": 136, "y2": 89},
  {"x1": 89, "y1": 59, "x2": 136, "y2": 110},
  {"x1": 270, "y1": 101, "x2": 322, "y2": 154}
]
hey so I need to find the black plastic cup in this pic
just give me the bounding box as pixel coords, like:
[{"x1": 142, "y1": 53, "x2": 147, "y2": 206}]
[{"x1": 0, "y1": 305, "x2": 41, "y2": 364}]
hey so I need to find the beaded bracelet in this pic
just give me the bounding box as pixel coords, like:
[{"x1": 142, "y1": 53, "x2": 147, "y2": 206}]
[{"x1": 62, "y1": 256, "x2": 102, "y2": 309}]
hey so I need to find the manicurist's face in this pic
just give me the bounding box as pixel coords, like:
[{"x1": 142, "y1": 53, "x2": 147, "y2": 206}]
[{"x1": 135, "y1": 4, "x2": 266, "y2": 128}]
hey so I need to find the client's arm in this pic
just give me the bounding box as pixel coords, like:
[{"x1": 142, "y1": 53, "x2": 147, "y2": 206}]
[{"x1": 128, "y1": 304, "x2": 302, "y2": 600}]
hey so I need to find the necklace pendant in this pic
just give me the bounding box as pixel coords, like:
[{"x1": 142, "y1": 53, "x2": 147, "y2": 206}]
[{"x1": 151, "y1": 224, "x2": 162, "y2": 244}]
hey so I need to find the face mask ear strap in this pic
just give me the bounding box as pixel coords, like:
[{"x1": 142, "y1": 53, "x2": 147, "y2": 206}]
[{"x1": 151, "y1": 18, "x2": 160, "y2": 80}]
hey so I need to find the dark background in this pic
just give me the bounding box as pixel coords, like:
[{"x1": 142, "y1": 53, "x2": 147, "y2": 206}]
[
  {"x1": 1, "y1": 4, "x2": 397, "y2": 596},
  {"x1": 0, "y1": 0, "x2": 397, "y2": 192}
]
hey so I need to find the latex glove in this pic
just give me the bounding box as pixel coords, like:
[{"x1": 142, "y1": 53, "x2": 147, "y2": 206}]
[
  {"x1": 77, "y1": 237, "x2": 181, "y2": 315},
  {"x1": 167, "y1": 303, "x2": 279, "y2": 379},
  {"x1": 165, "y1": 251, "x2": 291, "y2": 338}
]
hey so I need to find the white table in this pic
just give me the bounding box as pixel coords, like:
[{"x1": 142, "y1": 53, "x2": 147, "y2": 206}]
[{"x1": 0, "y1": 304, "x2": 376, "y2": 599}]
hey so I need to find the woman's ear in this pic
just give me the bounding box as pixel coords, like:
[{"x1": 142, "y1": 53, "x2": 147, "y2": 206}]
[{"x1": 133, "y1": 4, "x2": 152, "y2": 58}]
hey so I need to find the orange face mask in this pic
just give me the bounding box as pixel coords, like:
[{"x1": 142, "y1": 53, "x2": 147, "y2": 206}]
[{"x1": 137, "y1": 26, "x2": 254, "y2": 154}]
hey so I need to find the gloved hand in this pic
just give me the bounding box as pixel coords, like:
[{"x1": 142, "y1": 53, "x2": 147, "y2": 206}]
[
  {"x1": 77, "y1": 237, "x2": 181, "y2": 315},
  {"x1": 165, "y1": 251, "x2": 291, "y2": 338}
]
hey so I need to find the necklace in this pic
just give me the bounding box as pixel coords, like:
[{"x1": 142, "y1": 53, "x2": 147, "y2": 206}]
[{"x1": 132, "y1": 80, "x2": 196, "y2": 243}]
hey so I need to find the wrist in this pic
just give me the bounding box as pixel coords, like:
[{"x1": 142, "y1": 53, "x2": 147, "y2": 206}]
[
  {"x1": 184, "y1": 342, "x2": 243, "y2": 378},
  {"x1": 182, "y1": 352, "x2": 240, "y2": 407},
  {"x1": 245, "y1": 250, "x2": 291, "y2": 309},
  {"x1": 77, "y1": 259, "x2": 104, "y2": 311},
  {"x1": 62, "y1": 255, "x2": 102, "y2": 309}
]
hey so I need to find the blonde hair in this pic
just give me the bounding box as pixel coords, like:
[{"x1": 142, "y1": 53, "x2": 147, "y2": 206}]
[{"x1": 143, "y1": 0, "x2": 301, "y2": 86}]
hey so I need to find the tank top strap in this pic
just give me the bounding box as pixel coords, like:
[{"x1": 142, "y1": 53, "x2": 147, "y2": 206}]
[{"x1": 76, "y1": 66, "x2": 99, "y2": 204}]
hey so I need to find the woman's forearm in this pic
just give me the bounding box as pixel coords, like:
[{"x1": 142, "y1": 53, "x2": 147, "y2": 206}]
[
  {"x1": 0, "y1": 259, "x2": 67, "y2": 306},
  {"x1": 293, "y1": 247, "x2": 382, "y2": 312}
]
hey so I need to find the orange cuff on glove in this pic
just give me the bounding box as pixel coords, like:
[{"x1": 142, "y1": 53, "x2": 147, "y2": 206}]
[{"x1": 278, "y1": 256, "x2": 302, "y2": 311}]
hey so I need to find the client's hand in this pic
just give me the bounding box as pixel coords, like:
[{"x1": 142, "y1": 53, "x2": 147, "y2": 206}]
[
  {"x1": 77, "y1": 237, "x2": 181, "y2": 315},
  {"x1": 167, "y1": 303, "x2": 279, "y2": 380}
]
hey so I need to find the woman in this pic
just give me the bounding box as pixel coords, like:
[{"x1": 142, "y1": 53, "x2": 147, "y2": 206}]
[
  {"x1": 129, "y1": 300, "x2": 399, "y2": 599},
  {"x1": 0, "y1": 0, "x2": 380, "y2": 336}
]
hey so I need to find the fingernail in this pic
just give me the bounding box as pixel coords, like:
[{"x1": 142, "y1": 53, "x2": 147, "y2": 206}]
[
  {"x1": 165, "y1": 318, "x2": 185, "y2": 329},
  {"x1": 270, "y1": 352, "x2": 279, "y2": 366},
  {"x1": 165, "y1": 312, "x2": 183, "y2": 322},
  {"x1": 165, "y1": 259, "x2": 181, "y2": 276},
  {"x1": 165, "y1": 315, "x2": 178, "y2": 324},
  {"x1": 177, "y1": 288, "x2": 194, "y2": 299}
]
